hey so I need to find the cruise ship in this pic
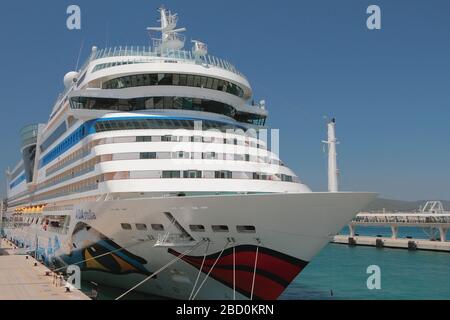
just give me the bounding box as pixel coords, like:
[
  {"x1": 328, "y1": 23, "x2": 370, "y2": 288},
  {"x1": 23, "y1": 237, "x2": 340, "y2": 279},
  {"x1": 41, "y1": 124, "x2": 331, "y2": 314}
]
[{"x1": 1, "y1": 8, "x2": 375, "y2": 300}]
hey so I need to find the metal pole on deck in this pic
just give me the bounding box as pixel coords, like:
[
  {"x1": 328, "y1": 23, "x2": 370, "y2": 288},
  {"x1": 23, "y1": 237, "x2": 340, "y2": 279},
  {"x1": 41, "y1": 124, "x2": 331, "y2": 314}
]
[
  {"x1": 323, "y1": 118, "x2": 339, "y2": 192},
  {"x1": 0, "y1": 201, "x2": 3, "y2": 237}
]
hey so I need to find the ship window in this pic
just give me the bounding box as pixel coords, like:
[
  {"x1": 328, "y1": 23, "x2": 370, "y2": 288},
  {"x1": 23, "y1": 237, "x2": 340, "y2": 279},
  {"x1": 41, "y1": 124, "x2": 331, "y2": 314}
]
[
  {"x1": 151, "y1": 224, "x2": 164, "y2": 231},
  {"x1": 193, "y1": 75, "x2": 201, "y2": 87},
  {"x1": 162, "y1": 171, "x2": 181, "y2": 179},
  {"x1": 72, "y1": 95, "x2": 266, "y2": 126},
  {"x1": 199, "y1": 76, "x2": 207, "y2": 88},
  {"x1": 173, "y1": 151, "x2": 189, "y2": 159},
  {"x1": 161, "y1": 135, "x2": 174, "y2": 142},
  {"x1": 189, "y1": 225, "x2": 205, "y2": 232},
  {"x1": 217, "y1": 80, "x2": 225, "y2": 91},
  {"x1": 183, "y1": 170, "x2": 202, "y2": 179},
  {"x1": 215, "y1": 171, "x2": 232, "y2": 179},
  {"x1": 140, "y1": 152, "x2": 157, "y2": 159},
  {"x1": 212, "y1": 225, "x2": 229, "y2": 233},
  {"x1": 136, "y1": 223, "x2": 147, "y2": 231},
  {"x1": 94, "y1": 118, "x2": 246, "y2": 133},
  {"x1": 212, "y1": 79, "x2": 219, "y2": 90},
  {"x1": 202, "y1": 152, "x2": 216, "y2": 160},
  {"x1": 186, "y1": 75, "x2": 194, "y2": 86},
  {"x1": 40, "y1": 122, "x2": 67, "y2": 152},
  {"x1": 121, "y1": 223, "x2": 132, "y2": 230},
  {"x1": 206, "y1": 77, "x2": 213, "y2": 89},
  {"x1": 179, "y1": 74, "x2": 187, "y2": 86},
  {"x1": 172, "y1": 73, "x2": 180, "y2": 85},
  {"x1": 136, "y1": 136, "x2": 152, "y2": 142},
  {"x1": 158, "y1": 73, "x2": 172, "y2": 85},
  {"x1": 237, "y1": 225, "x2": 256, "y2": 233}
]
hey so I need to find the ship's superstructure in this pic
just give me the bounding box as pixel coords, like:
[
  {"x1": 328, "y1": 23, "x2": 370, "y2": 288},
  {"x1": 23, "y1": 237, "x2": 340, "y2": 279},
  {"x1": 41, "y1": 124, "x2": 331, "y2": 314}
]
[{"x1": 2, "y1": 8, "x2": 375, "y2": 300}]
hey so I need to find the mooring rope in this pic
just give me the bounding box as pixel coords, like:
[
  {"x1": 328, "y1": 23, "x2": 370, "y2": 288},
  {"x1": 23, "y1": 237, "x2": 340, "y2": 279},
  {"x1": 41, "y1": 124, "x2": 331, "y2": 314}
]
[
  {"x1": 188, "y1": 240, "x2": 210, "y2": 300},
  {"x1": 250, "y1": 245, "x2": 260, "y2": 300},
  {"x1": 191, "y1": 240, "x2": 230, "y2": 300},
  {"x1": 115, "y1": 240, "x2": 205, "y2": 300},
  {"x1": 233, "y1": 245, "x2": 236, "y2": 300}
]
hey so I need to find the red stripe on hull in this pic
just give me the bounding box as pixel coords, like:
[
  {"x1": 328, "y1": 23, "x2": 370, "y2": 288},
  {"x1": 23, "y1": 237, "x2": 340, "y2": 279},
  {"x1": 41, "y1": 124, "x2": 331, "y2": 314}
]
[{"x1": 169, "y1": 245, "x2": 308, "y2": 300}]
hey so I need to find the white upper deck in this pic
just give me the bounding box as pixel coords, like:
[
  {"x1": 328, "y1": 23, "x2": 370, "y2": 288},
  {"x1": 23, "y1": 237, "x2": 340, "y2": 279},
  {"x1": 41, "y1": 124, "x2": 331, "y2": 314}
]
[{"x1": 50, "y1": 8, "x2": 255, "y2": 119}]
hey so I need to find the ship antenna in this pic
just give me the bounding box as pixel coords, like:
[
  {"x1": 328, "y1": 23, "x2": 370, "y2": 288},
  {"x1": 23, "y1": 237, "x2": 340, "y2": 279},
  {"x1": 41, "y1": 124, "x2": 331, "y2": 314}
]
[
  {"x1": 75, "y1": 38, "x2": 85, "y2": 71},
  {"x1": 147, "y1": 7, "x2": 186, "y2": 53}
]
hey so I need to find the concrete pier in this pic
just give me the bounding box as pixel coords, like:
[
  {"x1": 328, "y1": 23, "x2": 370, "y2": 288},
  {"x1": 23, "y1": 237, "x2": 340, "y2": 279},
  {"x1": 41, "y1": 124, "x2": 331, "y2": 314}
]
[
  {"x1": 334, "y1": 201, "x2": 450, "y2": 252},
  {"x1": 333, "y1": 235, "x2": 450, "y2": 252},
  {"x1": 0, "y1": 239, "x2": 90, "y2": 300}
]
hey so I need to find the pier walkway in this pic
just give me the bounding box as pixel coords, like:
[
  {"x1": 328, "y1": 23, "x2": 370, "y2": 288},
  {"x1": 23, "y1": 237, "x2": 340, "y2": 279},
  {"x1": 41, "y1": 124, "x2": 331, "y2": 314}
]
[
  {"x1": 0, "y1": 239, "x2": 90, "y2": 300},
  {"x1": 333, "y1": 235, "x2": 450, "y2": 252},
  {"x1": 332, "y1": 201, "x2": 450, "y2": 252}
]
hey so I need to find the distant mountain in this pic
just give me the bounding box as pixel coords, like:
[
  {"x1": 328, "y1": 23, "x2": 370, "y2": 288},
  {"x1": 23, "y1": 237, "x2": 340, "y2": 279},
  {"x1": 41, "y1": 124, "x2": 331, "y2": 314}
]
[{"x1": 364, "y1": 198, "x2": 450, "y2": 212}]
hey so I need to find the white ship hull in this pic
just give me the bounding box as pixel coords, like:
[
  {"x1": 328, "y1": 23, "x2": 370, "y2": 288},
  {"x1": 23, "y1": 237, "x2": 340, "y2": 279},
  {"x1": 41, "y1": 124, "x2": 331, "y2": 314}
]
[{"x1": 4, "y1": 192, "x2": 375, "y2": 300}]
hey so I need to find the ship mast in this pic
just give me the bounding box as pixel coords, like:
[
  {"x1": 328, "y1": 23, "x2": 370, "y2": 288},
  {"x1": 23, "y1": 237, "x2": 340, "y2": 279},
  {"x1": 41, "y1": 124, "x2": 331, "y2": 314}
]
[
  {"x1": 323, "y1": 118, "x2": 339, "y2": 192},
  {"x1": 147, "y1": 7, "x2": 186, "y2": 52}
]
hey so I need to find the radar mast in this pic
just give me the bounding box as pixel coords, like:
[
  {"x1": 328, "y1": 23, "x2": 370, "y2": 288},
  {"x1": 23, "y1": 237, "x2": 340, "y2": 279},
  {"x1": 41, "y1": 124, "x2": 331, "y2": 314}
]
[{"x1": 147, "y1": 7, "x2": 186, "y2": 52}]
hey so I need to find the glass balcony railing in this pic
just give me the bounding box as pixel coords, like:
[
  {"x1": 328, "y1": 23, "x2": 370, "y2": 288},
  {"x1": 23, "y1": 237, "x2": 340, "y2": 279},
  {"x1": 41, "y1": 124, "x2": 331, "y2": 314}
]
[
  {"x1": 91, "y1": 46, "x2": 246, "y2": 78},
  {"x1": 20, "y1": 124, "x2": 39, "y2": 147}
]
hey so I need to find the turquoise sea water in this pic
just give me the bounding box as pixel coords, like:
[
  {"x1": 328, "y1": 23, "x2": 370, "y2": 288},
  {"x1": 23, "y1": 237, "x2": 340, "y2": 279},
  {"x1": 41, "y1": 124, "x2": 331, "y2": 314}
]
[
  {"x1": 282, "y1": 226, "x2": 450, "y2": 300},
  {"x1": 84, "y1": 226, "x2": 450, "y2": 300},
  {"x1": 281, "y1": 243, "x2": 450, "y2": 300}
]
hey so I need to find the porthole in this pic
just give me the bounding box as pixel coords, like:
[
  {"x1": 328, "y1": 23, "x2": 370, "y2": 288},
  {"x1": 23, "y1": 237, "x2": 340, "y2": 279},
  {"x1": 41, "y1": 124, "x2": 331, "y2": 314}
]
[
  {"x1": 212, "y1": 225, "x2": 229, "y2": 233},
  {"x1": 237, "y1": 225, "x2": 256, "y2": 233},
  {"x1": 189, "y1": 225, "x2": 205, "y2": 232},
  {"x1": 151, "y1": 224, "x2": 165, "y2": 231},
  {"x1": 121, "y1": 223, "x2": 132, "y2": 230},
  {"x1": 136, "y1": 223, "x2": 148, "y2": 231}
]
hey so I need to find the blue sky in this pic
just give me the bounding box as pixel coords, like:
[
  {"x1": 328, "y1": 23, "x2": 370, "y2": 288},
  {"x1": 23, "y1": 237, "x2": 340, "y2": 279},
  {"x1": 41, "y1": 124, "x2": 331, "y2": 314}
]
[{"x1": 0, "y1": 0, "x2": 449, "y2": 200}]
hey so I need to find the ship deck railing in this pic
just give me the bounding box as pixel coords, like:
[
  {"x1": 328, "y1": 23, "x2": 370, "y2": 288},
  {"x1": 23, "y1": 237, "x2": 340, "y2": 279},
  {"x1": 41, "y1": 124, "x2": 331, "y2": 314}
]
[
  {"x1": 91, "y1": 46, "x2": 246, "y2": 78},
  {"x1": 351, "y1": 213, "x2": 450, "y2": 225}
]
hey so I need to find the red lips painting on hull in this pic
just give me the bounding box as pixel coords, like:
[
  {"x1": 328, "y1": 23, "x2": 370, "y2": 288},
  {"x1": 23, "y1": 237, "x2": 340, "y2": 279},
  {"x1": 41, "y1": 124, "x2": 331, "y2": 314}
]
[{"x1": 168, "y1": 245, "x2": 308, "y2": 300}]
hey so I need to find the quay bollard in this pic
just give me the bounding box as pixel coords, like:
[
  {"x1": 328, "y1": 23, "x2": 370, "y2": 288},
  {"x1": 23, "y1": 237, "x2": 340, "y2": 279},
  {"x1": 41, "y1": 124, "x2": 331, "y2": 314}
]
[
  {"x1": 348, "y1": 237, "x2": 356, "y2": 246},
  {"x1": 408, "y1": 241, "x2": 417, "y2": 251},
  {"x1": 375, "y1": 239, "x2": 384, "y2": 248}
]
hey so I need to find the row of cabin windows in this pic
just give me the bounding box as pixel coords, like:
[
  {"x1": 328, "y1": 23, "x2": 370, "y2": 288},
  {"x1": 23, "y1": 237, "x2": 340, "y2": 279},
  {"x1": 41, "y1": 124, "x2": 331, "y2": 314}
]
[
  {"x1": 94, "y1": 118, "x2": 248, "y2": 133},
  {"x1": 10, "y1": 164, "x2": 25, "y2": 181},
  {"x1": 70, "y1": 96, "x2": 266, "y2": 126},
  {"x1": 120, "y1": 222, "x2": 256, "y2": 234},
  {"x1": 139, "y1": 152, "x2": 265, "y2": 164},
  {"x1": 102, "y1": 73, "x2": 245, "y2": 98},
  {"x1": 45, "y1": 131, "x2": 273, "y2": 177},
  {"x1": 135, "y1": 135, "x2": 266, "y2": 149},
  {"x1": 40, "y1": 125, "x2": 88, "y2": 168},
  {"x1": 40, "y1": 122, "x2": 68, "y2": 152},
  {"x1": 157, "y1": 170, "x2": 294, "y2": 182},
  {"x1": 92, "y1": 60, "x2": 146, "y2": 73}
]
